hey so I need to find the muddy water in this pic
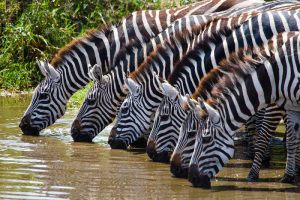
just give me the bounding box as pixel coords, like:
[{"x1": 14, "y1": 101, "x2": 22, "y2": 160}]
[{"x1": 0, "y1": 95, "x2": 300, "y2": 200}]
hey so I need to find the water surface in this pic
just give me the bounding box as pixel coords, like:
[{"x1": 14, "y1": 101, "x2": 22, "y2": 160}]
[{"x1": 0, "y1": 94, "x2": 299, "y2": 199}]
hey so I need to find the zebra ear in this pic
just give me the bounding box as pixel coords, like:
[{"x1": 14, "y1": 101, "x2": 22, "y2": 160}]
[
  {"x1": 88, "y1": 64, "x2": 102, "y2": 81},
  {"x1": 43, "y1": 59, "x2": 60, "y2": 80},
  {"x1": 36, "y1": 57, "x2": 47, "y2": 77},
  {"x1": 126, "y1": 78, "x2": 140, "y2": 95},
  {"x1": 162, "y1": 82, "x2": 178, "y2": 100},
  {"x1": 199, "y1": 100, "x2": 220, "y2": 124}
]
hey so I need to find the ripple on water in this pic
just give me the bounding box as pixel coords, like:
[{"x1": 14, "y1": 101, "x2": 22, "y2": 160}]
[{"x1": 1, "y1": 94, "x2": 300, "y2": 199}]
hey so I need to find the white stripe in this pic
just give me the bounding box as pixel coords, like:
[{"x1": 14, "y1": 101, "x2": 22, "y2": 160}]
[
  {"x1": 132, "y1": 11, "x2": 144, "y2": 42},
  {"x1": 166, "y1": 9, "x2": 171, "y2": 26},
  {"x1": 122, "y1": 18, "x2": 129, "y2": 44},
  {"x1": 268, "y1": 11, "x2": 278, "y2": 35},
  {"x1": 174, "y1": 5, "x2": 189, "y2": 16},
  {"x1": 186, "y1": 0, "x2": 212, "y2": 15},
  {"x1": 204, "y1": 0, "x2": 225, "y2": 14},
  {"x1": 112, "y1": 27, "x2": 120, "y2": 66},
  {"x1": 263, "y1": 60, "x2": 276, "y2": 103},
  {"x1": 251, "y1": 70, "x2": 265, "y2": 110},
  {"x1": 155, "y1": 10, "x2": 163, "y2": 32},
  {"x1": 142, "y1": 10, "x2": 155, "y2": 37}
]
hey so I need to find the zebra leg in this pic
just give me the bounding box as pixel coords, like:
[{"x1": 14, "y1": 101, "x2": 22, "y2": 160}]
[
  {"x1": 245, "y1": 114, "x2": 258, "y2": 160},
  {"x1": 247, "y1": 106, "x2": 284, "y2": 181},
  {"x1": 280, "y1": 110, "x2": 300, "y2": 183}
]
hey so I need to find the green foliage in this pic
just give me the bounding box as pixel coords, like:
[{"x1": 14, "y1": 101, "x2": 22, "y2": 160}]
[{"x1": 1, "y1": 0, "x2": 189, "y2": 90}]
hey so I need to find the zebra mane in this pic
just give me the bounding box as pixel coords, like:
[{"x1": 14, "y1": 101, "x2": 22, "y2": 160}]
[
  {"x1": 128, "y1": 27, "x2": 198, "y2": 81},
  {"x1": 196, "y1": 48, "x2": 266, "y2": 107},
  {"x1": 50, "y1": 23, "x2": 115, "y2": 68},
  {"x1": 128, "y1": 15, "x2": 247, "y2": 83}
]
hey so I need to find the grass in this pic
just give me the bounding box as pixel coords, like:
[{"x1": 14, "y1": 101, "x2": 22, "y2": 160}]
[
  {"x1": 67, "y1": 83, "x2": 92, "y2": 108},
  {"x1": 1, "y1": 0, "x2": 196, "y2": 90}
]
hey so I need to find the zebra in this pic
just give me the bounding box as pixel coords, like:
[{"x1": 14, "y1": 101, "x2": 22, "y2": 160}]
[
  {"x1": 111, "y1": 9, "x2": 300, "y2": 151},
  {"x1": 19, "y1": 0, "x2": 249, "y2": 138},
  {"x1": 70, "y1": 0, "x2": 273, "y2": 143},
  {"x1": 187, "y1": 31, "x2": 300, "y2": 188}
]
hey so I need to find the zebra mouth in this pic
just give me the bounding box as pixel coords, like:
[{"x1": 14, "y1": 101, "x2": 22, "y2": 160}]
[
  {"x1": 147, "y1": 149, "x2": 171, "y2": 163},
  {"x1": 108, "y1": 138, "x2": 128, "y2": 149},
  {"x1": 20, "y1": 126, "x2": 40, "y2": 136},
  {"x1": 188, "y1": 164, "x2": 211, "y2": 188},
  {"x1": 170, "y1": 161, "x2": 188, "y2": 178},
  {"x1": 71, "y1": 129, "x2": 94, "y2": 143}
]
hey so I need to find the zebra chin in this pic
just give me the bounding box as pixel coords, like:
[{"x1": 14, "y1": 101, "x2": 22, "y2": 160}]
[{"x1": 188, "y1": 164, "x2": 211, "y2": 189}]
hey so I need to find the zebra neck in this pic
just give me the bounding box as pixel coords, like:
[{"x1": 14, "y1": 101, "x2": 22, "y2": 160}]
[
  {"x1": 58, "y1": 64, "x2": 91, "y2": 98},
  {"x1": 216, "y1": 62, "x2": 277, "y2": 135}
]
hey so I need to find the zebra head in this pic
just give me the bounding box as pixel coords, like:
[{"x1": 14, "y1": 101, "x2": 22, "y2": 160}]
[
  {"x1": 71, "y1": 64, "x2": 122, "y2": 142},
  {"x1": 147, "y1": 82, "x2": 188, "y2": 163},
  {"x1": 108, "y1": 72, "x2": 163, "y2": 149},
  {"x1": 170, "y1": 97, "x2": 200, "y2": 178},
  {"x1": 188, "y1": 99, "x2": 235, "y2": 188},
  {"x1": 19, "y1": 59, "x2": 64, "y2": 135}
]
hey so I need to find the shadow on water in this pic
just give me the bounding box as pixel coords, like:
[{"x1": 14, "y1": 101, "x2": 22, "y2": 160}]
[{"x1": 1, "y1": 94, "x2": 300, "y2": 199}]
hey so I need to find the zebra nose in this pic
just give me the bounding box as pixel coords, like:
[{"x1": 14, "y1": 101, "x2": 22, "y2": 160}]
[
  {"x1": 170, "y1": 153, "x2": 187, "y2": 178},
  {"x1": 188, "y1": 164, "x2": 211, "y2": 188},
  {"x1": 72, "y1": 118, "x2": 81, "y2": 129},
  {"x1": 146, "y1": 140, "x2": 171, "y2": 163},
  {"x1": 108, "y1": 138, "x2": 127, "y2": 149},
  {"x1": 19, "y1": 113, "x2": 31, "y2": 128},
  {"x1": 108, "y1": 127, "x2": 117, "y2": 142},
  {"x1": 71, "y1": 119, "x2": 93, "y2": 143},
  {"x1": 146, "y1": 140, "x2": 157, "y2": 159},
  {"x1": 19, "y1": 113, "x2": 40, "y2": 136}
]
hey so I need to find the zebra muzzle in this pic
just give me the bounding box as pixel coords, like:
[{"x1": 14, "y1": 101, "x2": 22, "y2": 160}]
[
  {"x1": 188, "y1": 164, "x2": 211, "y2": 189},
  {"x1": 71, "y1": 119, "x2": 94, "y2": 143},
  {"x1": 19, "y1": 113, "x2": 39, "y2": 136}
]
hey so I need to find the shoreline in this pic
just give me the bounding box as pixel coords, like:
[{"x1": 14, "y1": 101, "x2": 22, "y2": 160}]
[{"x1": 0, "y1": 89, "x2": 33, "y2": 97}]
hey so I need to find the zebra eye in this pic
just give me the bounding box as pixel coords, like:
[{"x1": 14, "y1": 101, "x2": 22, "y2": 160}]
[
  {"x1": 39, "y1": 93, "x2": 49, "y2": 100},
  {"x1": 188, "y1": 130, "x2": 197, "y2": 138},
  {"x1": 87, "y1": 98, "x2": 96, "y2": 105}
]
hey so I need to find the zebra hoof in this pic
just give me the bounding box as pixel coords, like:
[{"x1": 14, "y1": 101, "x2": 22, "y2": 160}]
[
  {"x1": 280, "y1": 174, "x2": 295, "y2": 183},
  {"x1": 109, "y1": 139, "x2": 127, "y2": 149},
  {"x1": 188, "y1": 164, "x2": 211, "y2": 189},
  {"x1": 170, "y1": 161, "x2": 188, "y2": 178}
]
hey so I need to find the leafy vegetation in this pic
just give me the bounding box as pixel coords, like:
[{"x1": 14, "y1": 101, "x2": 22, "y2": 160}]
[{"x1": 0, "y1": 0, "x2": 194, "y2": 90}]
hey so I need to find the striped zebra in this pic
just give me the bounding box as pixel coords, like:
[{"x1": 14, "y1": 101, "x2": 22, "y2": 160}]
[
  {"x1": 111, "y1": 9, "x2": 300, "y2": 151},
  {"x1": 19, "y1": 0, "x2": 249, "y2": 137},
  {"x1": 71, "y1": 0, "x2": 273, "y2": 143},
  {"x1": 188, "y1": 31, "x2": 300, "y2": 188}
]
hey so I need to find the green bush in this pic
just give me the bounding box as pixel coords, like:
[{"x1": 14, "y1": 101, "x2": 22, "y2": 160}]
[{"x1": 1, "y1": 0, "x2": 197, "y2": 90}]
